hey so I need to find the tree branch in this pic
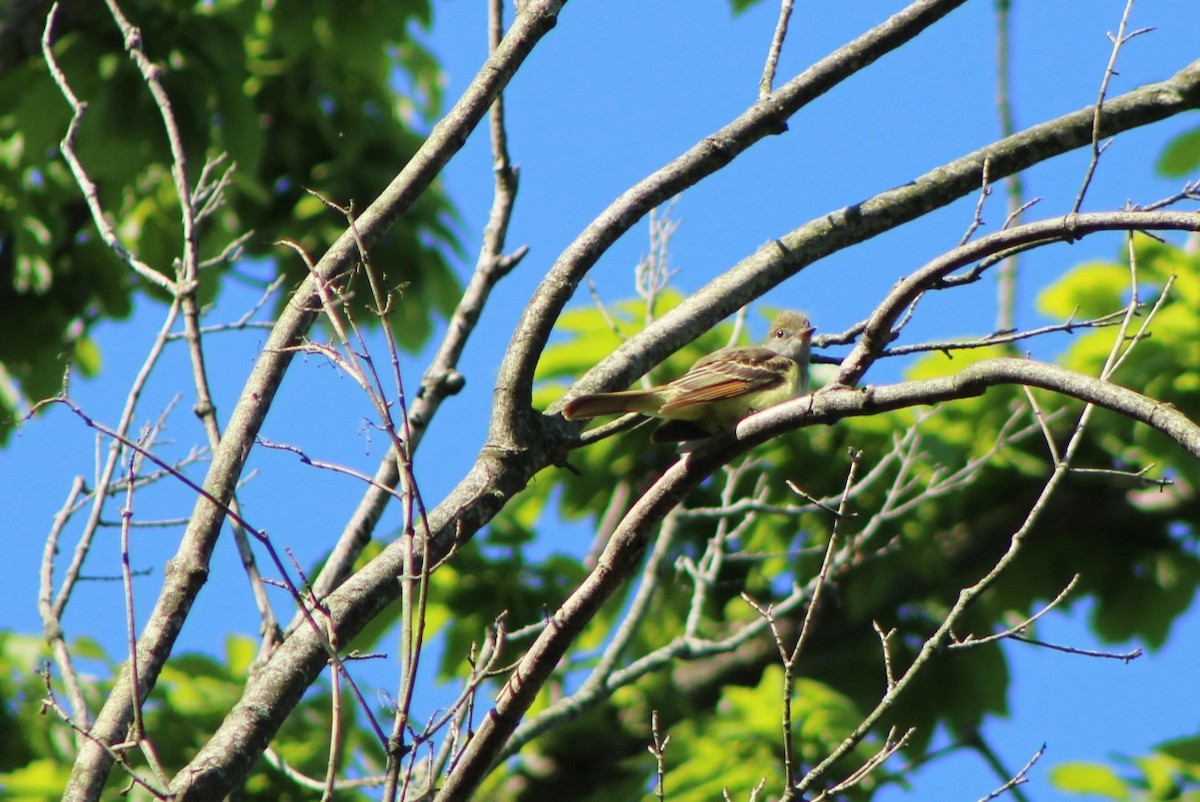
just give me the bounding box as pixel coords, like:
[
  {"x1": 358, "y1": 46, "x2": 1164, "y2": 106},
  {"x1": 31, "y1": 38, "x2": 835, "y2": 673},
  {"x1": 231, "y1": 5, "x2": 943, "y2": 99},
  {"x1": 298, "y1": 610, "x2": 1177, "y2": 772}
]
[
  {"x1": 553, "y1": 61, "x2": 1200, "y2": 409},
  {"x1": 839, "y1": 209, "x2": 1200, "y2": 386}
]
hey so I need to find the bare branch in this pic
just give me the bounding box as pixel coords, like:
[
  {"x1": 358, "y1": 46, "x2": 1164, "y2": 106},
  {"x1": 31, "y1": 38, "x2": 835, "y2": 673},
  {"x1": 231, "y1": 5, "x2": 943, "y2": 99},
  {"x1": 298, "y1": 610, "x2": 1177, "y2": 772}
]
[
  {"x1": 37, "y1": 476, "x2": 91, "y2": 733},
  {"x1": 649, "y1": 710, "x2": 670, "y2": 802},
  {"x1": 41, "y1": 4, "x2": 175, "y2": 294},
  {"x1": 758, "y1": 0, "x2": 796, "y2": 98},
  {"x1": 993, "y1": 0, "x2": 1023, "y2": 331},
  {"x1": 950, "y1": 575, "x2": 1080, "y2": 650},
  {"x1": 976, "y1": 744, "x2": 1046, "y2": 802},
  {"x1": 1072, "y1": 0, "x2": 1149, "y2": 213},
  {"x1": 837, "y1": 209, "x2": 1200, "y2": 387}
]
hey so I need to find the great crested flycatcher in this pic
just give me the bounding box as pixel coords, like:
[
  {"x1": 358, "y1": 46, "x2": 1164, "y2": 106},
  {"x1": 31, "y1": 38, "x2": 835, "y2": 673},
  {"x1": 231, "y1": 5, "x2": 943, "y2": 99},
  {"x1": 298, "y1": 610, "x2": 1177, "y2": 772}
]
[{"x1": 563, "y1": 311, "x2": 815, "y2": 443}]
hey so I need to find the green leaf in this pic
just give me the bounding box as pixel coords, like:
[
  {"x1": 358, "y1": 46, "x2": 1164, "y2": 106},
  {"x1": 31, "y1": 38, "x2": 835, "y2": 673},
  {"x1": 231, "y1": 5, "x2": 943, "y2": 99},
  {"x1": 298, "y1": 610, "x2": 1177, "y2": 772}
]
[
  {"x1": 71, "y1": 337, "x2": 101, "y2": 377},
  {"x1": 728, "y1": 0, "x2": 764, "y2": 14},
  {"x1": 225, "y1": 634, "x2": 257, "y2": 677},
  {"x1": 0, "y1": 758, "x2": 71, "y2": 797},
  {"x1": 1092, "y1": 549, "x2": 1200, "y2": 648},
  {"x1": 1155, "y1": 125, "x2": 1200, "y2": 178},
  {"x1": 1132, "y1": 753, "x2": 1184, "y2": 799},
  {"x1": 661, "y1": 667, "x2": 883, "y2": 802},
  {"x1": 1036, "y1": 261, "x2": 1129, "y2": 320},
  {"x1": 1159, "y1": 734, "x2": 1200, "y2": 765},
  {"x1": 1050, "y1": 762, "x2": 1130, "y2": 799}
]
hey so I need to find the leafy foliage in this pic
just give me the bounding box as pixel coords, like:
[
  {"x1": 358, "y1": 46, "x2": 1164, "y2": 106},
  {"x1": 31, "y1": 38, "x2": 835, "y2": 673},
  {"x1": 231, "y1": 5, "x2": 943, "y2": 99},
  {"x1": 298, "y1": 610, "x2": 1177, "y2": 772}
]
[
  {"x1": 0, "y1": 0, "x2": 461, "y2": 441},
  {"x1": 1156, "y1": 125, "x2": 1200, "y2": 179},
  {"x1": 0, "y1": 633, "x2": 384, "y2": 801},
  {"x1": 727, "y1": 0, "x2": 767, "y2": 16},
  {"x1": 661, "y1": 669, "x2": 883, "y2": 801},
  {"x1": 1053, "y1": 737, "x2": 1200, "y2": 802}
]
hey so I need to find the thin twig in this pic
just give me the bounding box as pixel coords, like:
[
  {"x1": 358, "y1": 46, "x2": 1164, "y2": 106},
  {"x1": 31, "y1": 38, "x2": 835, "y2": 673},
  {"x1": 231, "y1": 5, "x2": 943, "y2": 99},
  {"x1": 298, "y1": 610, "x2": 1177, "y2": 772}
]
[
  {"x1": 37, "y1": 476, "x2": 90, "y2": 732},
  {"x1": 649, "y1": 711, "x2": 670, "y2": 802},
  {"x1": 959, "y1": 157, "x2": 993, "y2": 246},
  {"x1": 41, "y1": 4, "x2": 174, "y2": 293},
  {"x1": 950, "y1": 575, "x2": 1080, "y2": 650},
  {"x1": 1072, "y1": 0, "x2": 1150, "y2": 213},
  {"x1": 975, "y1": 744, "x2": 1045, "y2": 802},
  {"x1": 759, "y1": 0, "x2": 796, "y2": 97}
]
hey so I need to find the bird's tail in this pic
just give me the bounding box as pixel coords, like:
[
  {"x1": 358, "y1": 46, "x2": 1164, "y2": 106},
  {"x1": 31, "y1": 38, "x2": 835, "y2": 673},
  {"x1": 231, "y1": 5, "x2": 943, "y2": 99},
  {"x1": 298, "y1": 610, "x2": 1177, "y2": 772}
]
[{"x1": 563, "y1": 389, "x2": 665, "y2": 420}]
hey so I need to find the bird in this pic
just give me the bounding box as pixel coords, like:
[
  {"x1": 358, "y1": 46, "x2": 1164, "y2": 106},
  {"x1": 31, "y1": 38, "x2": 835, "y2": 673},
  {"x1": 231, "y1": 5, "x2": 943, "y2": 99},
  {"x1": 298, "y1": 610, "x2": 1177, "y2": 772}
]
[{"x1": 563, "y1": 311, "x2": 815, "y2": 443}]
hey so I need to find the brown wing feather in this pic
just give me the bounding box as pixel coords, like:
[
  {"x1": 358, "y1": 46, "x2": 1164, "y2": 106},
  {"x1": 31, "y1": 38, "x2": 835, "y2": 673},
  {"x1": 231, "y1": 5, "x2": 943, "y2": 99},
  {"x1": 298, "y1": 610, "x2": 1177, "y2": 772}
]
[{"x1": 658, "y1": 346, "x2": 790, "y2": 414}]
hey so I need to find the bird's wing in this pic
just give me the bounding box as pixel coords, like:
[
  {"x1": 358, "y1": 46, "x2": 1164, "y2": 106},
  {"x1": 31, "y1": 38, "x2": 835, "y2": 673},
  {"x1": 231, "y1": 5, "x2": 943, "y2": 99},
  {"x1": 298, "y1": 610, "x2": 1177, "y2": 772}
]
[{"x1": 658, "y1": 346, "x2": 792, "y2": 414}]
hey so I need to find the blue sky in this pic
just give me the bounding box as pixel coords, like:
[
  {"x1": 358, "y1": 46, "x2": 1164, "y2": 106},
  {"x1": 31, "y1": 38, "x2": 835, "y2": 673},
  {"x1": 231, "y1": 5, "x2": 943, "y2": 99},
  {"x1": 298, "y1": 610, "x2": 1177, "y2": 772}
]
[{"x1": 5, "y1": 1, "x2": 1200, "y2": 798}]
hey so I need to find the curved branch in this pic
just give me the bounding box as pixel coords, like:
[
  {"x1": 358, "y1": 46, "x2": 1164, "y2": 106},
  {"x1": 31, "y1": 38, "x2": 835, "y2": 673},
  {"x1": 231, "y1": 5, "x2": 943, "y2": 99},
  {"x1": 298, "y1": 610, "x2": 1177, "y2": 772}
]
[
  {"x1": 548, "y1": 60, "x2": 1200, "y2": 411},
  {"x1": 839, "y1": 209, "x2": 1200, "y2": 385},
  {"x1": 740, "y1": 358, "x2": 1200, "y2": 461},
  {"x1": 494, "y1": 0, "x2": 973, "y2": 436}
]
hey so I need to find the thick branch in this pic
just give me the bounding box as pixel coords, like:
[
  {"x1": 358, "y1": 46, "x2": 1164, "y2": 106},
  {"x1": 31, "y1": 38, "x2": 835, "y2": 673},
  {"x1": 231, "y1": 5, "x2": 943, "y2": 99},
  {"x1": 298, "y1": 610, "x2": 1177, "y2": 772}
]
[{"x1": 742, "y1": 357, "x2": 1200, "y2": 459}]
